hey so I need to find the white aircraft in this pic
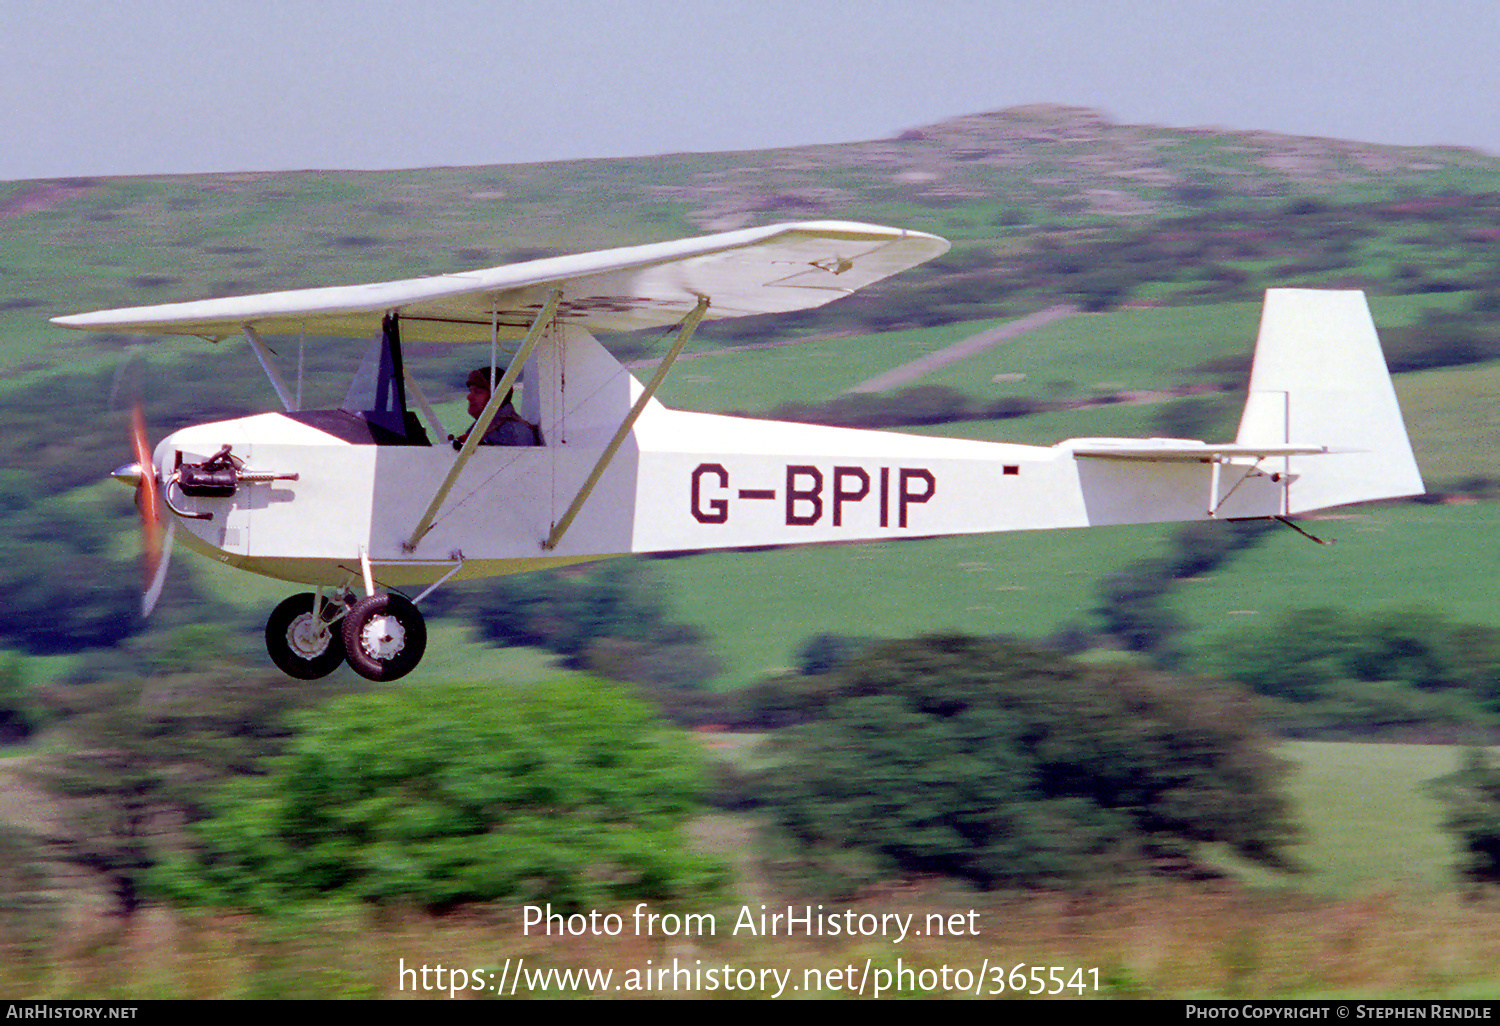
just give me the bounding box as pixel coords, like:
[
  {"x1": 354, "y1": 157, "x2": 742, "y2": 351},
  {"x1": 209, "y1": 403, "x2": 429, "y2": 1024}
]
[{"x1": 54, "y1": 221, "x2": 1423, "y2": 682}]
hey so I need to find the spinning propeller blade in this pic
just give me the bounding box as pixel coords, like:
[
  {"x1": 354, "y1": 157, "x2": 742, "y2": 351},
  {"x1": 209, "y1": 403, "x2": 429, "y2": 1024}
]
[{"x1": 126, "y1": 403, "x2": 171, "y2": 616}]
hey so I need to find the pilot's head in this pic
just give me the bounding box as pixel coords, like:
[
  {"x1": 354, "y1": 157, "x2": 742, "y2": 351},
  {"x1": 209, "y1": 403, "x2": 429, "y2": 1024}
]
[{"x1": 466, "y1": 367, "x2": 514, "y2": 418}]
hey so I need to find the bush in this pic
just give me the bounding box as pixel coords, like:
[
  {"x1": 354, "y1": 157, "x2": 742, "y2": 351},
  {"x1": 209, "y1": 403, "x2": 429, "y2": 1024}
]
[
  {"x1": 757, "y1": 635, "x2": 1299, "y2": 892},
  {"x1": 0, "y1": 655, "x2": 41, "y2": 744},
  {"x1": 1217, "y1": 606, "x2": 1500, "y2": 717},
  {"x1": 1430, "y1": 748, "x2": 1500, "y2": 889},
  {"x1": 467, "y1": 561, "x2": 722, "y2": 688},
  {"x1": 160, "y1": 678, "x2": 726, "y2": 912}
]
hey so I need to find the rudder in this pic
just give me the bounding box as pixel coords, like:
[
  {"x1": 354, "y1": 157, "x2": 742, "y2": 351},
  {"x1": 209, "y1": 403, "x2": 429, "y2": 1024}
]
[{"x1": 1235, "y1": 289, "x2": 1424, "y2": 513}]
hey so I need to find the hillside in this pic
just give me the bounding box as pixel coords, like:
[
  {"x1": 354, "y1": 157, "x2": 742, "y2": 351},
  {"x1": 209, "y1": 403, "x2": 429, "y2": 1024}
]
[
  {"x1": 2, "y1": 104, "x2": 1496, "y2": 695},
  {"x1": 6, "y1": 104, "x2": 1500, "y2": 378}
]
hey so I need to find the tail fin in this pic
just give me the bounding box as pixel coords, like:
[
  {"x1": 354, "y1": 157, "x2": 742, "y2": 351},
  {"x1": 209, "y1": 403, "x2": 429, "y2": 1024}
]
[{"x1": 1235, "y1": 289, "x2": 1424, "y2": 514}]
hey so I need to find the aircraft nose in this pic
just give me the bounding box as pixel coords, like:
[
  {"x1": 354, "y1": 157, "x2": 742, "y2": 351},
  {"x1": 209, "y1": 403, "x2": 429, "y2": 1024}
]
[{"x1": 111, "y1": 462, "x2": 144, "y2": 488}]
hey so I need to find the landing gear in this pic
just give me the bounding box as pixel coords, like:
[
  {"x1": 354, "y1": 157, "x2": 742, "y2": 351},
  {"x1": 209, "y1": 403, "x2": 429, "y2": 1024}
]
[
  {"x1": 340, "y1": 593, "x2": 427, "y2": 682},
  {"x1": 265, "y1": 592, "x2": 346, "y2": 679},
  {"x1": 266, "y1": 588, "x2": 428, "y2": 682}
]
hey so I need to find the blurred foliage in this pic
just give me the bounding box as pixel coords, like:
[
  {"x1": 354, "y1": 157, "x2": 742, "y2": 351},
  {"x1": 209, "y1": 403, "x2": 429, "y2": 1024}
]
[
  {"x1": 796, "y1": 633, "x2": 879, "y2": 678},
  {"x1": 0, "y1": 653, "x2": 42, "y2": 744},
  {"x1": 1214, "y1": 607, "x2": 1500, "y2": 735},
  {"x1": 461, "y1": 560, "x2": 722, "y2": 689},
  {"x1": 1429, "y1": 748, "x2": 1500, "y2": 889},
  {"x1": 158, "y1": 678, "x2": 726, "y2": 912},
  {"x1": 29, "y1": 654, "x2": 357, "y2": 917},
  {"x1": 0, "y1": 473, "x2": 141, "y2": 654},
  {"x1": 758, "y1": 635, "x2": 1299, "y2": 893},
  {"x1": 1094, "y1": 519, "x2": 1274, "y2": 663}
]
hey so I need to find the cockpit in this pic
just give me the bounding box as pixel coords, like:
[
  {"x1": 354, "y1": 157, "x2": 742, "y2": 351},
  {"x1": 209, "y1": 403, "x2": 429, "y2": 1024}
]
[{"x1": 282, "y1": 313, "x2": 540, "y2": 447}]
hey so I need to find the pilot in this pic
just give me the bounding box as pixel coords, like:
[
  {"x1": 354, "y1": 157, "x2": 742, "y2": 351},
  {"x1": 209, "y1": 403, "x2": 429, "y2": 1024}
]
[{"x1": 455, "y1": 367, "x2": 540, "y2": 447}]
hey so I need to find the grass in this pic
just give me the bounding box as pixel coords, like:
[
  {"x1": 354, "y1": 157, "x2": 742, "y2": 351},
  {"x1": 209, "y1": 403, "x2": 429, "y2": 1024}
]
[
  {"x1": 1281, "y1": 741, "x2": 1466, "y2": 896},
  {"x1": 652, "y1": 522, "x2": 1173, "y2": 689},
  {"x1": 1169, "y1": 502, "x2": 1500, "y2": 662}
]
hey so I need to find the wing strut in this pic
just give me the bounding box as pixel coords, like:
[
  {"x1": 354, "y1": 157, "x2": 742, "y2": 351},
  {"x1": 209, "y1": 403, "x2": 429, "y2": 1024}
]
[
  {"x1": 404, "y1": 289, "x2": 562, "y2": 552},
  {"x1": 243, "y1": 326, "x2": 297, "y2": 411},
  {"x1": 543, "y1": 296, "x2": 709, "y2": 551}
]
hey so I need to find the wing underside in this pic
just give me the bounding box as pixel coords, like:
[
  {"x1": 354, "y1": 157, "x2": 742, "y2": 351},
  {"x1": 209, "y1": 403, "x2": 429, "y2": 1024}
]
[{"x1": 53, "y1": 220, "x2": 950, "y2": 342}]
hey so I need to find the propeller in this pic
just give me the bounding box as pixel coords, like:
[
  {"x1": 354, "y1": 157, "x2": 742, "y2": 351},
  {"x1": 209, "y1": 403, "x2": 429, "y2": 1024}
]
[{"x1": 111, "y1": 403, "x2": 174, "y2": 617}]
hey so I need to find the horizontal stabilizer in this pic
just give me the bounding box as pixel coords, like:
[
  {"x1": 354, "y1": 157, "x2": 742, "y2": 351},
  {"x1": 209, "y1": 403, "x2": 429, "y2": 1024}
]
[{"x1": 1068, "y1": 440, "x2": 1338, "y2": 462}]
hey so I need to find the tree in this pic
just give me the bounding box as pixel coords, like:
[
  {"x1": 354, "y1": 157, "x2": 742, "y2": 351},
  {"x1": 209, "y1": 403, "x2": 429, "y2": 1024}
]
[
  {"x1": 1216, "y1": 606, "x2": 1500, "y2": 718},
  {"x1": 1429, "y1": 748, "x2": 1500, "y2": 890},
  {"x1": 467, "y1": 560, "x2": 722, "y2": 688},
  {"x1": 758, "y1": 635, "x2": 1299, "y2": 891},
  {"x1": 31, "y1": 659, "x2": 351, "y2": 917},
  {"x1": 160, "y1": 678, "x2": 725, "y2": 912}
]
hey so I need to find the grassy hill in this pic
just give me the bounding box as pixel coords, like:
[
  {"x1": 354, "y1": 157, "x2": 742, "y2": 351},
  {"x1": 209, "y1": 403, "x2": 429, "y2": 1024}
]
[
  {"x1": 6, "y1": 103, "x2": 1500, "y2": 378},
  {"x1": 3, "y1": 103, "x2": 1496, "y2": 688},
  {"x1": 4, "y1": 111, "x2": 1499, "y2": 1000}
]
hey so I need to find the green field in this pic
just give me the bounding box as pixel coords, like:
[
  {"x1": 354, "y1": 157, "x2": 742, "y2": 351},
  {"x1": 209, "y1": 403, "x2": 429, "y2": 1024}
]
[
  {"x1": 1281, "y1": 740, "x2": 1468, "y2": 896},
  {"x1": 1168, "y1": 502, "x2": 1500, "y2": 665},
  {"x1": 652, "y1": 522, "x2": 1171, "y2": 688}
]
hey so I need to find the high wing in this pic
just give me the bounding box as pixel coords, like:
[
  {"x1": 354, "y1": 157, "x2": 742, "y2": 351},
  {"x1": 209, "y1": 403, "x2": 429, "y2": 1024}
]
[{"x1": 52, "y1": 220, "x2": 949, "y2": 342}]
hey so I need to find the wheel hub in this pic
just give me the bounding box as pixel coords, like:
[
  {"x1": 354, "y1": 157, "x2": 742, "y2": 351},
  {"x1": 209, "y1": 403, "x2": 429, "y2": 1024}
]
[
  {"x1": 360, "y1": 614, "x2": 405, "y2": 660},
  {"x1": 288, "y1": 614, "x2": 332, "y2": 659}
]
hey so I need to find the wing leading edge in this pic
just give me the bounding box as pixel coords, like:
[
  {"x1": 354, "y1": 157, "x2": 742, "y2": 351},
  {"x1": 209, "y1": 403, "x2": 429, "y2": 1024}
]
[{"x1": 53, "y1": 220, "x2": 950, "y2": 343}]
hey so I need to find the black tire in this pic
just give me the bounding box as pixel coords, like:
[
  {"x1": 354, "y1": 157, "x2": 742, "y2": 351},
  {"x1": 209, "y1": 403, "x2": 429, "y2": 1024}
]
[
  {"x1": 266, "y1": 593, "x2": 346, "y2": 680},
  {"x1": 341, "y1": 593, "x2": 426, "y2": 682}
]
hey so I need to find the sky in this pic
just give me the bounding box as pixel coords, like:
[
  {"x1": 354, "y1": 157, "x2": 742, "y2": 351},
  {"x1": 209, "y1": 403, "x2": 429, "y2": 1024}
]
[{"x1": 3, "y1": 0, "x2": 1498, "y2": 182}]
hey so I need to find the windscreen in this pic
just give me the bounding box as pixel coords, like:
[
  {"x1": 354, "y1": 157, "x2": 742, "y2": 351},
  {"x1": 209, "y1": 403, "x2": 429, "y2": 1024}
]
[{"x1": 340, "y1": 314, "x2": 424, "y2": 443}]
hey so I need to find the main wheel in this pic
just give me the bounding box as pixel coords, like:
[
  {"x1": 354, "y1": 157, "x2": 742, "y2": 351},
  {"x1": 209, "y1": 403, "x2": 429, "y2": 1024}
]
[
  {"x1": 341, "y1": 593, "x2": 426, "y2": 682},
  {"x1": 266, "y1": 593, "x2": 346, "y2": 679}
]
